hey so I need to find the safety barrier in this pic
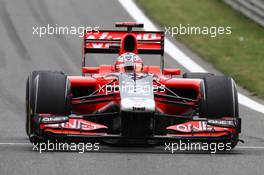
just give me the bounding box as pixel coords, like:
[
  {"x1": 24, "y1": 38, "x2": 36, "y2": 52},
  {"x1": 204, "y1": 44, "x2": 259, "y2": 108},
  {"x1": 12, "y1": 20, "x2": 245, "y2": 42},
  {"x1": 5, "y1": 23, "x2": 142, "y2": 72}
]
[{"x1": 224, "y1": 0, "x2": 264, "y2": 27}]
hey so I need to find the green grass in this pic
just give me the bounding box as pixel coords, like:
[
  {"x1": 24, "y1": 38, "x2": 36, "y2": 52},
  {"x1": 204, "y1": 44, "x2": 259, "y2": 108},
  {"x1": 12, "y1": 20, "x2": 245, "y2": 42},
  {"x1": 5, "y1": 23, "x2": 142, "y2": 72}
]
[{"x1": 136, "y1": 0, "x2": 264, "y2": 98}]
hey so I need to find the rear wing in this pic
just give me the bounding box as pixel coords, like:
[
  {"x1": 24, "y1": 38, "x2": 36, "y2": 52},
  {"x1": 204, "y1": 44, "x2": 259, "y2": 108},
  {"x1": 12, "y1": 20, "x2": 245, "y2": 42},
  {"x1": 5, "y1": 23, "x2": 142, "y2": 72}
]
[
  {"x1": 82, "y1": 22, "x2": 165, "y2": 74},
  {"x1": 84, "y1": 30, "x2": 164, "y2": 55}
]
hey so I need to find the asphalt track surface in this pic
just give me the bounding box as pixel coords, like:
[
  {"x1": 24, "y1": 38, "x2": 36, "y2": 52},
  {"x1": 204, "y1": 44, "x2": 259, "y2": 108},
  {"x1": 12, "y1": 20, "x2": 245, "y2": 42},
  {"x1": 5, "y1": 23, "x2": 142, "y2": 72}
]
[{"x1": 0, "y1": 0, "x2": 264, "y2": 175}]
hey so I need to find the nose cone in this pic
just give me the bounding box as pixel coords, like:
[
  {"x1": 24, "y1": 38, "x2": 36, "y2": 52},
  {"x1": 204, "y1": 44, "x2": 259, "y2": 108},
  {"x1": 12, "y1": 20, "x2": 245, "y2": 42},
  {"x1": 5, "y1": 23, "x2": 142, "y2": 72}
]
[{"x1": 121, "y1": 97, "x2": 155, "y2": 112}]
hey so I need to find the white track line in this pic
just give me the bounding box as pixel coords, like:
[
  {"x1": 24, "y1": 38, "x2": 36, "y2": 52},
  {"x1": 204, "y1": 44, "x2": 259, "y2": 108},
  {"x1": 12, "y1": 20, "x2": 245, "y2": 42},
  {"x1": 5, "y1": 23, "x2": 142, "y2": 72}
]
[
  {"x1": 119, "y1": 0, "x2": 264, "y2": 114},
  {"x1": 0, "y1": 143, "x2": 30, "y2": 145},
  {"x1": 0, "y1": 142, "x2": 264, "y2": 150},
  {"x1": 236, "y1": 146, "x2": 264, "y2": 149}
]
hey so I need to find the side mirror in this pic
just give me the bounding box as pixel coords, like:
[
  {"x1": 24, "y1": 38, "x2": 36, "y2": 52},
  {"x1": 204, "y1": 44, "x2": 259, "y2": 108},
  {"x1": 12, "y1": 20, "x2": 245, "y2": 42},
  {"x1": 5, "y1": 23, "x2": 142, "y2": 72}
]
[
  {"x1": 82, "y1": 67, "x2": 99, "y2": 74},
  {"x1": 163, "y1": 68, "x2": 181, "y2": 76}
]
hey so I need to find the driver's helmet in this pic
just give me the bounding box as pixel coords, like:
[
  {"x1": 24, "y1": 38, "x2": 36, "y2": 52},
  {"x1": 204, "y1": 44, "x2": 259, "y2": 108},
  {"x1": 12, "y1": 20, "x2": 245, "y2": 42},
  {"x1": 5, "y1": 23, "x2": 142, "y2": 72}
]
[{"x1": 115, "y1": 52, "x2": 143, "y2": 72}]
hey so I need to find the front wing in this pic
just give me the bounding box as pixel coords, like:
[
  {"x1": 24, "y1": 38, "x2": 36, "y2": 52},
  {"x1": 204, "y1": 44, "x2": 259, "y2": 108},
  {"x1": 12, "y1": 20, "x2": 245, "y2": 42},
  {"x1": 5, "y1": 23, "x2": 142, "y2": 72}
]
[{"x1": 32, "y1": 112, "x2": 241, "y2": 145}]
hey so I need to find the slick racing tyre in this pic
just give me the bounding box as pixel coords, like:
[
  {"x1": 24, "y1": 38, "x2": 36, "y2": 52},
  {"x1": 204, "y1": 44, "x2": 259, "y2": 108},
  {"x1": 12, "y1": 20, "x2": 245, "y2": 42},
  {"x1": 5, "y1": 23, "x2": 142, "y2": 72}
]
[
  {"x1": 183, "y1": 73, "x2": 238, "y2": 119},
  {"x1": 184, "y1": 73, "x2": 240, "y2": 149},
  {"x1": 25, "y1": 71, "x2": 71, "y2": 136},
  {"x1": 182, "y1": 72, "x2": 214, "y2": 79},
  {"x1": 199, "y1": 75, "x2": 239, "y2": 119}
]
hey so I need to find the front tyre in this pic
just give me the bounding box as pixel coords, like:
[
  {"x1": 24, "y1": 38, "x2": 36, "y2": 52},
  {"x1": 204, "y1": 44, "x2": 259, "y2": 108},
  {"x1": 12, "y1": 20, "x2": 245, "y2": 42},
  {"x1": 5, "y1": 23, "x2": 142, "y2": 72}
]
[{"x1": 25, "y1": 71, "x2": 71, "y2": 139}]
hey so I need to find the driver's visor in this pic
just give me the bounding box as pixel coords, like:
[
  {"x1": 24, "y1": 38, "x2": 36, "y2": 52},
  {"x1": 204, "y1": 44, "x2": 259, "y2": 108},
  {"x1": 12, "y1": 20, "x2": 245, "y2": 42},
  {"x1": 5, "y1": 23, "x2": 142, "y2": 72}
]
[{"x1": 116, "y1": 63, "x2": 143, "y2": 73}]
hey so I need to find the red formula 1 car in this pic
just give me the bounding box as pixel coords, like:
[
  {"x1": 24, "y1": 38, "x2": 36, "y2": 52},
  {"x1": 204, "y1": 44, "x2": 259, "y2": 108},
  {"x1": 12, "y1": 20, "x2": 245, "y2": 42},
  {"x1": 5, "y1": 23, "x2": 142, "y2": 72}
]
[{"x1": 26, "y1": 22, "x2": 241, "y2": 148}]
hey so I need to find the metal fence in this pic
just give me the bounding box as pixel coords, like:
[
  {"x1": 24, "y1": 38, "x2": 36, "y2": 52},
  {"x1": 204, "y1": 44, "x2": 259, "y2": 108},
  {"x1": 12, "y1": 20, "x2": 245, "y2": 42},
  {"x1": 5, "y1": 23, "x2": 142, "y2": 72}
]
[{"x1": 224, "y1": 0, "x2": 264, "y2": 27}]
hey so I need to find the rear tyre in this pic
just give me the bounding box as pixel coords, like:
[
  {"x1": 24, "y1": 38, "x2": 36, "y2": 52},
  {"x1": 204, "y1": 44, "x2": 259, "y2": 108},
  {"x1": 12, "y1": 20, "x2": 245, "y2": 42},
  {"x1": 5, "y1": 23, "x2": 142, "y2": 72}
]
[{"x1": 182, "y1": 72, "x2": 214, "y2": 79}]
